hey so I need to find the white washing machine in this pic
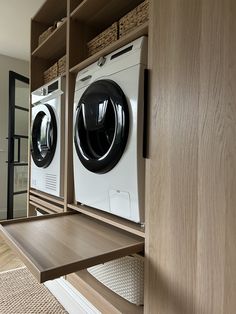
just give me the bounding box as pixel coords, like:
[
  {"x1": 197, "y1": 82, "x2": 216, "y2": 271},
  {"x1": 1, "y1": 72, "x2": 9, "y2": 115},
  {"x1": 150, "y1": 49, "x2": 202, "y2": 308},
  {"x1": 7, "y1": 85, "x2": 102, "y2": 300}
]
[
  {"x1": 73, "y1": 36, "x2": 147, "y2": 223},
  {"x1": 31, "y1": 77, "x2": 65, "y2": 197}
]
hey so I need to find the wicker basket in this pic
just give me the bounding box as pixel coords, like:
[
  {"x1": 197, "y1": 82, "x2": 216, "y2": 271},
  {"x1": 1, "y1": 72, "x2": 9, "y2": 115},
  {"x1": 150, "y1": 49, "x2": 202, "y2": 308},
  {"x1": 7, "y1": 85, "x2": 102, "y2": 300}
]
[
  {"x1": 43, "y1": 62, "x2": 58, "y2": 84},
  {"x1": 87, "y1": 22, "x2": 118, "y2": 57},
  {"x1": 87, "y1": 254, "x2": 144, "y2": 305},
  {"x1": 119, "y1": 0, "x2": 149, "y2": 37},
  {"x1": 38, "y1": 25, "x2": 56, "y2": 46},
  {"x1": 58, "y1": 55, "x2": 66, "y2": 76}
]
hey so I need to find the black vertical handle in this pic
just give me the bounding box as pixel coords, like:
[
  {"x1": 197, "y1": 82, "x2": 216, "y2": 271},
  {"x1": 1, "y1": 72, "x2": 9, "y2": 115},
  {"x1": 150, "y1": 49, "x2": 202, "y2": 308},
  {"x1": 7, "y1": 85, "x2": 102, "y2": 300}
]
[{"x1": 143, "y1": 69, "x2": 149, "y2": 159}]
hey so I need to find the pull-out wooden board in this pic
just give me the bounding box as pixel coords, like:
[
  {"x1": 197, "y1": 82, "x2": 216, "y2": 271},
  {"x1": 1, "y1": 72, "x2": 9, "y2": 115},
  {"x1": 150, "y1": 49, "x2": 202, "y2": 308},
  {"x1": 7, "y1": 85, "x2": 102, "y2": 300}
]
[{"x1": 0, "y1": 212, "x2": 144, "y2": 283}]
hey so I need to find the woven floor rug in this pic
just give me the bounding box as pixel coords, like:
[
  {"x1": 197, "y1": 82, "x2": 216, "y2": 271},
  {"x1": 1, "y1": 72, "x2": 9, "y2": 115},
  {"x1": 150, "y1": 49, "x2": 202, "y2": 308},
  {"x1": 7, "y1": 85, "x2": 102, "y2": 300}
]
[{"x1": 0, "y1": 267, "x2": 68, "y2": 314}]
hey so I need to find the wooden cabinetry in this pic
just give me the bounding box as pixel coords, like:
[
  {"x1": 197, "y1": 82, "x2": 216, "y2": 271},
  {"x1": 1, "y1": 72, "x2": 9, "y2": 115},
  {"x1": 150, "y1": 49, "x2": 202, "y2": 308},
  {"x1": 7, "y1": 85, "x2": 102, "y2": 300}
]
[
  {"x1": 1, "y1": 0, "x2": 149, "y2": 313},
  {"x1": 2, "y1": 0, "x2": 236, "y2": 313}
]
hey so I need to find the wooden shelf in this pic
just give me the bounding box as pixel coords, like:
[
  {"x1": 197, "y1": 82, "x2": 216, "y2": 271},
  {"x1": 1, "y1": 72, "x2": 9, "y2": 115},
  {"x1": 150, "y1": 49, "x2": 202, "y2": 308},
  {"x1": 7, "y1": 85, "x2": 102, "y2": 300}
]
[
  {"x1": 33, "y1": 0, "x2": 67, "y2": 24},
  {"x1": 29, "y1": 195, "x2": 63, "y2": 213},
  {"x1": 29, "y1": 200, "x2": 57, "y2": 215},
  {"x1": 71, "y1": 0, "x2": 144, "y2": 27},
  {"x1": 29, "y1": 189, "x2": 64, "y2": 206},
  {"x1": 68, "y1": 203, "x2": 145, "y2": 238},
  {"x1": 32, "y1": 19, "x2": 67, "y2": 60},
  {"x1": 0, "y1": 212, "x2": 144, "y2": 283},
  {"x1": 67, "y1": 271, "x2": 143, "y2": 314},
  {"x1": 70, "y1": 22, "x2": 148, "y2": 74}
]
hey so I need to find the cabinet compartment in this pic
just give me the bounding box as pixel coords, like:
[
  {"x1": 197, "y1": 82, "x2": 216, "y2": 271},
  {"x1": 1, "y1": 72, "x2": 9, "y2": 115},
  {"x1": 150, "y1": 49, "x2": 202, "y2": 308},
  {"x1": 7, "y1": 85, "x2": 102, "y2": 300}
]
[
  {"x1": 32, "y1": 19, "x2": 67, "y2": 59},
  {"x1": 31, "y1": 0, "x2": 67, "y2": 53},
  {"x1": 28, "y1": 1, "x2": 148, "y2": 312},
  {"x1": 69, "y1": 0, "x2": 147, "y2": 70}
]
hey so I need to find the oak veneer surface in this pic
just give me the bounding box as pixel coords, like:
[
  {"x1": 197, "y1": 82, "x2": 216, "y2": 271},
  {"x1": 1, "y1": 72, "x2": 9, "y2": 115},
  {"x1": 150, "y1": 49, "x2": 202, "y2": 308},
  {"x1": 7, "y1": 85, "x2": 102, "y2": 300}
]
[
  {"x1": 0, "y1": 213, "x2": 144, "y2": 283},
  {"x1": 145, "y1": 0, "x2": 236, "y2": 313}
]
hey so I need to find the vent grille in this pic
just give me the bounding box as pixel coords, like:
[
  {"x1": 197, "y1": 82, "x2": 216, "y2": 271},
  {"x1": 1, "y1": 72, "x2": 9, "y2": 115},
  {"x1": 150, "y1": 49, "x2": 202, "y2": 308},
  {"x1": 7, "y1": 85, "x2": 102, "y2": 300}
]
[{"x1": 45, "y1": 173, "x2": 57, "y2": 191}]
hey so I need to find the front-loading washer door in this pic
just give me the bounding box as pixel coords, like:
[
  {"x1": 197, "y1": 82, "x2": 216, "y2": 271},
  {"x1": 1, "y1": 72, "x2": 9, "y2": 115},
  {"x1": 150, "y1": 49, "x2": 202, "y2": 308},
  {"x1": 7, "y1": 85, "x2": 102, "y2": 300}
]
[
  {"x1": 74, "y1": 79, "x2": 129, "y2": 174},
  {"x1": 31, "y1": 104, "x2": 57, "y2": 168}
]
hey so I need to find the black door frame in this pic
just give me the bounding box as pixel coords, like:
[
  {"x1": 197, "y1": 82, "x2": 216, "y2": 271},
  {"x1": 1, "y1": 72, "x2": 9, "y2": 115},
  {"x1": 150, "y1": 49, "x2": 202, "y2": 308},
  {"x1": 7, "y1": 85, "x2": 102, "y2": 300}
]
[{"x1": 7, "y1": 71, "x2": 29, "y2": 219}]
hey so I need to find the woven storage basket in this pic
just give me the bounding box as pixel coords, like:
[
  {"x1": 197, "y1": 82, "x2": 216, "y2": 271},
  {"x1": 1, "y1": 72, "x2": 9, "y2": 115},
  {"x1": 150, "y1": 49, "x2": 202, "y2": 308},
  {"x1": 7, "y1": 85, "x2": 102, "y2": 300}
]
[
  {"x1": 58, "y1": 55, "x2": 66, "y2": 76},
  {"x1": 38, "y1": 25, "x2": 56, "y2": 45},
  {"x1": 87, "y1": 22, "x2": 118, "y2": 57},
  {"x1": 119, "y1": 0, "x2": 149, "y2": 37},
  {"x1": 87, "y1": 254, "x2": 144, "y2": 305},
  {"x1": 43, "y1": 62, "x2": 58, "y2": 84}
]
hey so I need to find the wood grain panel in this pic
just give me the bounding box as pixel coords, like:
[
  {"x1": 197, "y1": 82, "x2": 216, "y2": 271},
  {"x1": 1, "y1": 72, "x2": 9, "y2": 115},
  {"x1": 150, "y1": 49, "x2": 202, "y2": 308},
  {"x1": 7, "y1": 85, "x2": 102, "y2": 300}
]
[
  {"x1": 196, "y1": 1, "x2": 236, "y2": 313},
  {"x1": 145, "y1": 0, "x2": 236, "y2": 313}
]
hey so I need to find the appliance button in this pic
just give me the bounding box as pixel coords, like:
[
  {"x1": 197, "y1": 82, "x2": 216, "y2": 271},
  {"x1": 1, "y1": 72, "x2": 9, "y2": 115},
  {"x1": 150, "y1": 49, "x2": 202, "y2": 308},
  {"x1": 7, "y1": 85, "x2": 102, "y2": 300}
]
[
  {"x1": 97, "y1": 56, "x2": 106, "y2": 67},
  {"x1": 41, "y1": 88, "x2": 47, "y2": 96}
]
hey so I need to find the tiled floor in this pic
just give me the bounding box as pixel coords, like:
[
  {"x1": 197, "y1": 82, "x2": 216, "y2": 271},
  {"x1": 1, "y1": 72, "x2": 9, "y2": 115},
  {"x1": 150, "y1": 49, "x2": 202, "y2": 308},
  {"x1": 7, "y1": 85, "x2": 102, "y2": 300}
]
[{"x1": 0, "y1": 235, "x2": 24, "y2": 272}]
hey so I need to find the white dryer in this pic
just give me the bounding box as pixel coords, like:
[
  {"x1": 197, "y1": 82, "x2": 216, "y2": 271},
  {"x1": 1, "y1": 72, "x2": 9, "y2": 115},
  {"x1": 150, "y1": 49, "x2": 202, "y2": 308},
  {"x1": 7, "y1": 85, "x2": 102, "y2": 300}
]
[
  {"x1": 73, "y1": 36, "x2": 147, "y2": 223},
  {"x1": 31, "y1": 77, "x2": 65, "y2": 197}
]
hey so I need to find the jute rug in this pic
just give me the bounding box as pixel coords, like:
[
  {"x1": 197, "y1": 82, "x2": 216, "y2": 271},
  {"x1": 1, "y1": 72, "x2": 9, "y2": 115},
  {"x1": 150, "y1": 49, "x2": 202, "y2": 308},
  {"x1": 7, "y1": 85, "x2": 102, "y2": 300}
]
[{"x1": 0, "y1": 267, "x2": 68, "y2": 314}]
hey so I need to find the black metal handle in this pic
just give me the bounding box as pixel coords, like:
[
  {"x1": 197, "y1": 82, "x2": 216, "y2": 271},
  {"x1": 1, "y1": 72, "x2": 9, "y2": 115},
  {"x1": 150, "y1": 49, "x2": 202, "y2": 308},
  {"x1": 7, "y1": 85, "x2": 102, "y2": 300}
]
[{"x1": 143, "y1": 69, "x2": 149, "y2": 159}]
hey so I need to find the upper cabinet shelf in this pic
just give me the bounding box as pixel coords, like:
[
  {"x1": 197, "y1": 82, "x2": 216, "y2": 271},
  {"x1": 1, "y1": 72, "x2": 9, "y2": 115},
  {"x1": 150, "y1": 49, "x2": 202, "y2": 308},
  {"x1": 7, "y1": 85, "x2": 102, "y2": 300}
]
[
  {"x1": 32, "y1": 19, "x2": 67, "y2": 60},
  {"x1": 70, "y1": 22, "x2": 148, "y2": 74},
  {"x1": 71, "y1": 0, "x2": 145, "y2": 28},
  {"x1": 33, "y1": 0, "x2": 67, "y2": 24}
]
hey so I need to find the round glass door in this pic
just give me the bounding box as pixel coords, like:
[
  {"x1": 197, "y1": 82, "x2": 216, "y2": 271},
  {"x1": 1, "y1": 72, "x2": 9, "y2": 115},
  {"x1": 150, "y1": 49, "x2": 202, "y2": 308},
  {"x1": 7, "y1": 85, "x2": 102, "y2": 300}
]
[
  {"x1": 31, "y1": 104, "x2": 57, "y2": 168},
  {"x1": 74, "y1": 79, "x2": 129, "y2": 174}
]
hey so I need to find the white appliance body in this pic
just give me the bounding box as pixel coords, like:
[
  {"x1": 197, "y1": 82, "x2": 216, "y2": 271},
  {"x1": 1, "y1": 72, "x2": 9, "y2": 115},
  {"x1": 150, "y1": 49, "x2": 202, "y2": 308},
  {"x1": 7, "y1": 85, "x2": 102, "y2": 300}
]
[
  {"x1": 73, "y1": 37, "x2": 147, "y2": 223},
  {"x1": 31, "y1": 77, "x2": 65, "y2": 197}
]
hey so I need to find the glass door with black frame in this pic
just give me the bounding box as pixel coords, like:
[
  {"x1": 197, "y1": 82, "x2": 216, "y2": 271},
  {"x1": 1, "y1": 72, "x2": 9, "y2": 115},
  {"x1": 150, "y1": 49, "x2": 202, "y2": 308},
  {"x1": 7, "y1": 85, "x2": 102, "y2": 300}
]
[{"x1": 7, "y1": 71, "x2": 29, "y2": 219}]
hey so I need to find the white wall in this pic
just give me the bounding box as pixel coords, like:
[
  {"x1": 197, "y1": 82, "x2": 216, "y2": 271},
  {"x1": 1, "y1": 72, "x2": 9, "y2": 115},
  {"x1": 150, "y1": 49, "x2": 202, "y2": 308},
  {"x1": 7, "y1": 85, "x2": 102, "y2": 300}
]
[{"x1": 0, "y1": 54, "x2": 29, "y2": 219}]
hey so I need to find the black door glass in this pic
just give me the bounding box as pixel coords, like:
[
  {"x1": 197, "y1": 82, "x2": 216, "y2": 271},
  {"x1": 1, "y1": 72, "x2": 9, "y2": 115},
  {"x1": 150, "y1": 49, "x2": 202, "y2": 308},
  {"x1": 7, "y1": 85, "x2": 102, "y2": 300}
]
[
  {"x1": 74, "y1": 79, "x2": 129, "y2": 174},
  {"x1": 79, "y1": 98, "x2": 116, "y2": 159},
  {"x1": 31, "y1": 104, "x2": 57, "y2": 168}
]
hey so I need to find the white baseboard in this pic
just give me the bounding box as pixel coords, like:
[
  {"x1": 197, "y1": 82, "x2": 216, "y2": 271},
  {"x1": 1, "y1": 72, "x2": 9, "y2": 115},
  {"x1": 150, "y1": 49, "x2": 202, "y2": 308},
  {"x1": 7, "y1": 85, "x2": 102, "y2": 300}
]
[{"x1": 44, "y1": 277, "x2": 101, "y2": 314}]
